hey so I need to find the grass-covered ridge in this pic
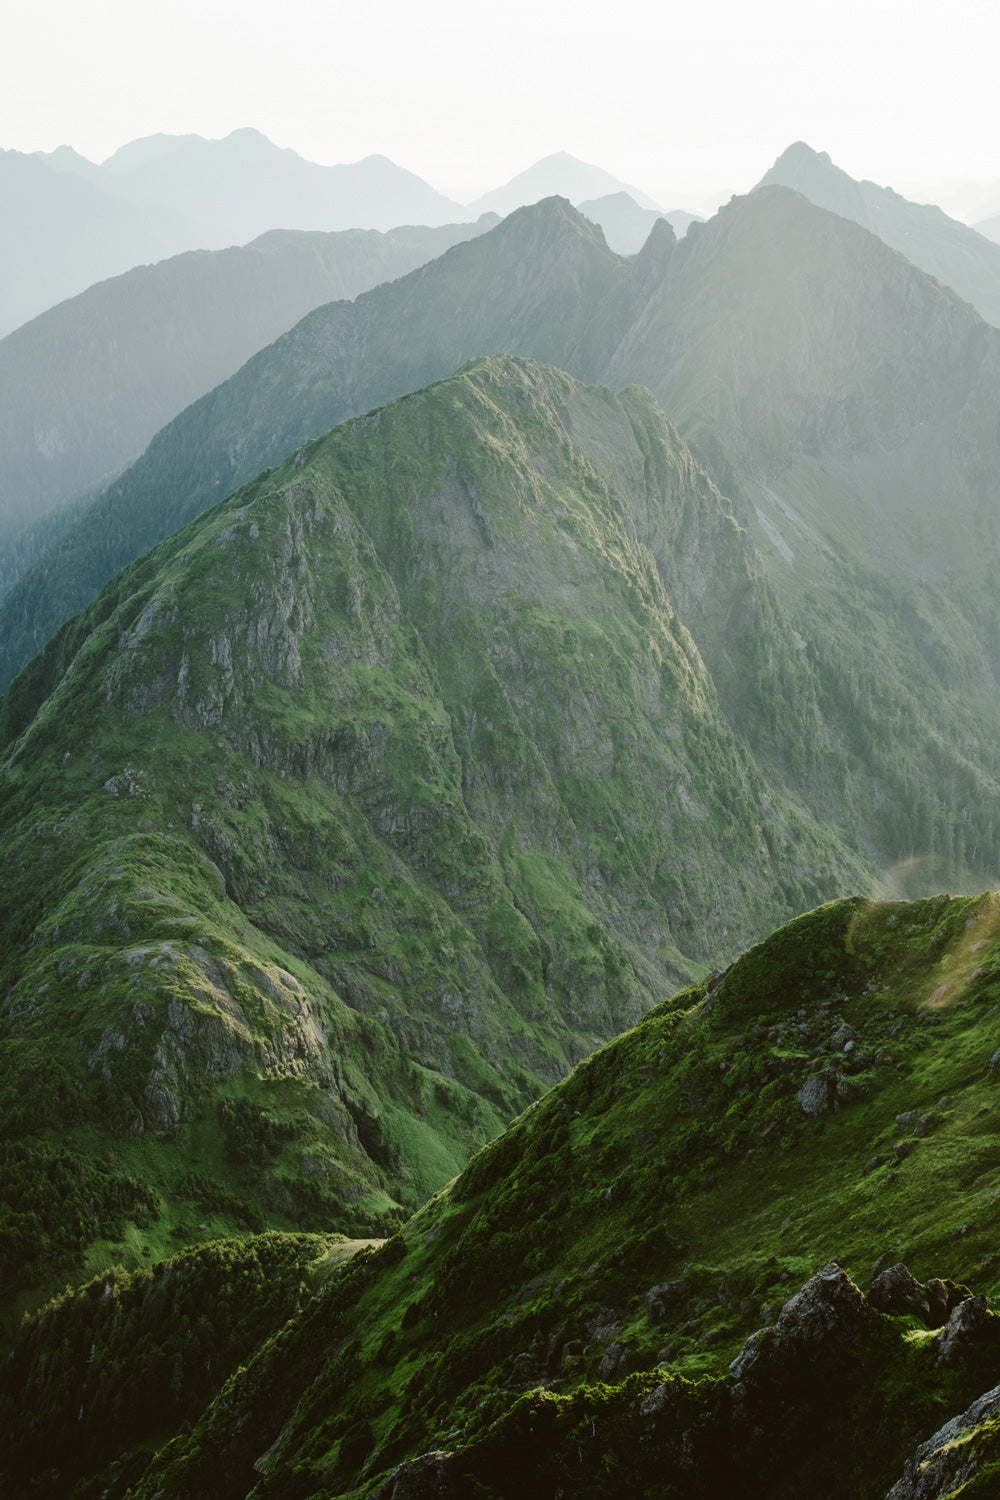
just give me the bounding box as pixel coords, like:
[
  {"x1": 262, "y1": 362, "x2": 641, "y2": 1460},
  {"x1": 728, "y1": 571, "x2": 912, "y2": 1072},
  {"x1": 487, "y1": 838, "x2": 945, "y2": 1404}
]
[
  {"x1": 0, "y1": 355, "x2": 871, "y2": 1331},
  {"x1": 9, "y1": 891, "x2": 1000, "y2": 1497}
]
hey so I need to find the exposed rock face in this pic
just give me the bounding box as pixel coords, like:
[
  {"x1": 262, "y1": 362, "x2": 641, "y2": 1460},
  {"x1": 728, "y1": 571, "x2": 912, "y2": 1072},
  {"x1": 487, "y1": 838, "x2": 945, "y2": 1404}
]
[
  {"x1": 934, "y1": 1293, "x2": 1000, "y2": 1367},
  {"x1": 886, "y1": 1384, "x2": 1000, "y2": 1499},
  {"x1": 868, "y1": 1263, "x2": 970, "y2": 1330},
  {"x1": 367, "y1": 1452, "x2": 459, "y2": 1500},
  {"x1": 797, "y1": 1071, "x2": 836, "y2": 1116},
  {"x1": 729, "y1": 1261, "x2": 881, "y2": 1408}
]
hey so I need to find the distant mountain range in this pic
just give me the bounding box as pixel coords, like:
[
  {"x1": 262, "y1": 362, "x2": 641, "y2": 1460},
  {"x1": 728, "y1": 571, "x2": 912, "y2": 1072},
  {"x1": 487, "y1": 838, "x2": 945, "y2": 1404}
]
[
  {"x1": 465, "y1": 149, "x2": 662, "y2": 216},
  {"x1": 578, "y1": 191, "x2": 700, "y2": 253},
  {"x1": 0, "y1": 214, "x2": 498, "y2": 595},
  {"x1": 3, "y1": 132, "x2": 677, "y2": 338}
]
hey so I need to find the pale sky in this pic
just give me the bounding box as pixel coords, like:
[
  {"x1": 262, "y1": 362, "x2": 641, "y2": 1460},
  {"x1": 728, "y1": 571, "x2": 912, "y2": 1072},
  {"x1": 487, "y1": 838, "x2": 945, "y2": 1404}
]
[{"x1": 3, "y1": 0, "x2": 1000, "y2": 216}]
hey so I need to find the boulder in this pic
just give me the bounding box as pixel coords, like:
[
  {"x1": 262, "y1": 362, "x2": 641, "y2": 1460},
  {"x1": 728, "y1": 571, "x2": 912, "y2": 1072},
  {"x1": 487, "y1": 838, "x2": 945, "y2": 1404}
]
[
  {"x1": 645, "y1": 1279, "x2": 691, "y2": 1324},
  {"x1": 597, "y1": 1341, "x2": 631, "y2": 1380},
  {"x1": 936, "y1": 1293, "x2": 1000, "y2": 1366},
  {"x1": 867, "y1": 1263, "x2": 968, "y2": 1329},
  {"x1": 797, "y1": 1072, "x2": 836, "y2": 1117},
  {"x1": 730, "y1": 1262, "x2": 880, "y2": 1408}
]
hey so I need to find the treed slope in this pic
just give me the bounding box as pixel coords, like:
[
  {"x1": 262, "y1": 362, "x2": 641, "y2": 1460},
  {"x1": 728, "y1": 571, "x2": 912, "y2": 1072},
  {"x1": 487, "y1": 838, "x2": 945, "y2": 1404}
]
[
  {"x1": 0, "y1": 197, "x2": 647, "y2": 693},
  {"x1": 0, "y1": 356, "x2": 869, "y2": 1327},
  {"x1": 0, "y1": 1231, "x2": 350, "y2": 1500},
  {"x1": 758, "y1": 141, "x2": 1000, "y2": 329},
  {"x1": 0, "y1": 215, "x2": 496, "y2": 587},
  {"x1": 18, "y1": 890, "x2": 1000, "y2": 1499}
]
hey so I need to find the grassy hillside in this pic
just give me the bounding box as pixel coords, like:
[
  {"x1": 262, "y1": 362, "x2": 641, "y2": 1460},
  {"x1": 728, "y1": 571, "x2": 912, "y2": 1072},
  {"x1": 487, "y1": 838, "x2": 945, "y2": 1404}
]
[{"x1": 7, "y1": 891, "x2": 1000, "y2": 1496}]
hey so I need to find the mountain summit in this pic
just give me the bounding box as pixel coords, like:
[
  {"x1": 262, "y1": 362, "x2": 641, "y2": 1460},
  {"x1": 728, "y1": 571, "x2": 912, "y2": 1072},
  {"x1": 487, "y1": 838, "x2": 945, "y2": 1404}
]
[
  {"x1": 467, "y1": 151, "x2": 662, "y2": 216},
  {"x1": 757, "y1": 140, "x2": 1000, "y2": 327}
]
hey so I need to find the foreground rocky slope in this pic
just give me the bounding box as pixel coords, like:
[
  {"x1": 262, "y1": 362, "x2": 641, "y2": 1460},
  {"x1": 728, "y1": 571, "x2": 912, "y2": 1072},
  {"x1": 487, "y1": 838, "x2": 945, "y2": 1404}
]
[
  {"x1": 6, "y1": 891, "x2": 1000, "y2": 1497},
  {"x1": 0, "y1": 357, "x2": 868, "y2": 1330}
]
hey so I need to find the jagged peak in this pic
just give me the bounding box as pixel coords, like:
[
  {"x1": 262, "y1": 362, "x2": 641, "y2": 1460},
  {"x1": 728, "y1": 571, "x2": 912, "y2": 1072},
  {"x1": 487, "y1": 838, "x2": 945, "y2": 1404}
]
[{"x1": 490, "y1": 193, "x2": 617, "y2": 252}]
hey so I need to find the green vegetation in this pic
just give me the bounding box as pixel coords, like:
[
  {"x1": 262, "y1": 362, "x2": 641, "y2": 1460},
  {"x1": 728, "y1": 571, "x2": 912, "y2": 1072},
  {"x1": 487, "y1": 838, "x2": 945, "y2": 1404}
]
[
  {"x1": 5, "y1": 893, "x2": 999, "y2": 1496},
  {"x1": 0, "y1": 1231, "x2": 344, "y2": 1500},
  {"x1": 0, "y1": 356, "x2": 873, "y2": 1336}
]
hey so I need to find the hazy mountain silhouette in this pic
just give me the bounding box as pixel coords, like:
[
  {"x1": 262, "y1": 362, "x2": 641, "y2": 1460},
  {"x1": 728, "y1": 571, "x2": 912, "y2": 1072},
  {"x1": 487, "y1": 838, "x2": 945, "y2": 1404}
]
[
  {"x1": 2, "y1": 131, "x2": 466, "y2": 336},
  {"x1": 577, "y1": 191, "x2": 700, "y2": 253},
  {"x1": 467, "y1": 150, "x2": 662, "y2": 216},
  {"x1": 88, "y1": 128, "x2": 464, "y2": 241},
  {"x1": 0, "y1": 214, "x2": 497, "y2": 593},
  {"x1": 758, "y1": 141, "x2": 1000, "y2": 327},
  {"x1": 0, "y1": 149, "x2": 191, "y2": 335}
]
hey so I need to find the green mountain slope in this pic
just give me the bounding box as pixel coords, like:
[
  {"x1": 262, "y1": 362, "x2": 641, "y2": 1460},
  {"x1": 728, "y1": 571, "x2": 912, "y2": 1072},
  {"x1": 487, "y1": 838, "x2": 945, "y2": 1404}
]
[
  {"x1": 7, "y1": 192, "x2": 1000, "y2": 917},
  {"x1": 0, "y1": 216, "x2": 497, "y2": 591},
  {"x1": 9, "y1": 890, "x2": 1000, "y2": 1497},
  {"x1": 0, "y1": 356, "x2": 868, "y2": 1332}
]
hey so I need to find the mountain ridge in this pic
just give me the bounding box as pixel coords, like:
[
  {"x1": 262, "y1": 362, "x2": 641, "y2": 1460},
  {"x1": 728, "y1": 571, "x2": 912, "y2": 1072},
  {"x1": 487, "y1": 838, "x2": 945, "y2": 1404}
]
[
  {"x1": 7, "y1": 189, "x2": 1000, "y2": 915},
  {"x1": 0, "y1": 213, "x2": 498, "y2": 594},
  {"x1": 757, "y1": 140, "x2": 1000, "y2": 328},
  {"x1": 9, "y1": 889, "x2": 1000, "y2": 1496}
]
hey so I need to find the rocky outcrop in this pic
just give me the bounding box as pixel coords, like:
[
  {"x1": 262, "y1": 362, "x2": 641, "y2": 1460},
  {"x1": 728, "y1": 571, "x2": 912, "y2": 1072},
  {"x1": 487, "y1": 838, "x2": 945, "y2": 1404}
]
[
  {"x1": 729, "y1": 1261, "x2": 882, "y2": 1427},
  {"x1": 934, "y1": 1293, "x2": 1000, "y2": 1367},
  {"x1": 886, "y1": 1383, "x2": 1000, "y2": 1499},
  {"x1": 868, "y1": 1263, "x2": 971, "y2": 1330}
]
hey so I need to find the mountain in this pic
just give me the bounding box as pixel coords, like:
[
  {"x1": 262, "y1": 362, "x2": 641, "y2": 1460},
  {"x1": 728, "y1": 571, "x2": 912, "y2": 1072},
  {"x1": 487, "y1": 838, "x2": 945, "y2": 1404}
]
[
  {"x1": 1, "y1": 131, "x2": 466, "y2": 338},
  {"x1": 0, "y1": 148, "x2": 188, "y2": 336},
  {"x1": 87, "y1": 128, "x2": 465, "y2": 240},
  {"x1": 0, "y1": 214, "x2": 498, "y2": 596},
  {"x1": 8, "y1": 890, "x2": 1000, "y2": 1496},
  {"x1": 32, "y1": 142, "x2": 108, "y2": 184},
  {"x1": 974, "y1": 211, "x2": 1000, "y2": 245},
  {"x1": 757, "y1": 141, "x2": 1000, "y2": 328},
  {"x1": 0, "y1": 355, "x2": 872, "y2": 1334},
  {"x1": 467, "y1": 150, "x2": 662, "y2": 216},
  {"x1": 7, "y1": 189, "x2": 1000, "y2": 908},
  {"x1": 578, "y1": 191, "x2": 700, "y2": 253},
  {"x1": 0, "y1": 197, "x2": 634, "y2": 690}
]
